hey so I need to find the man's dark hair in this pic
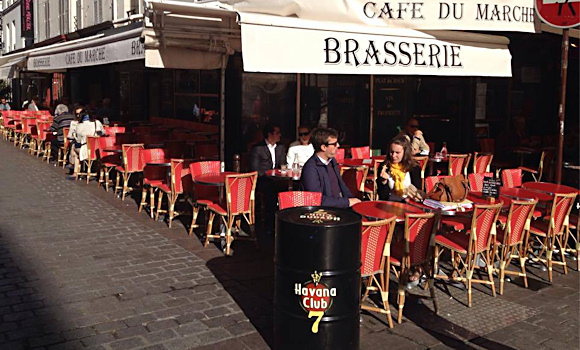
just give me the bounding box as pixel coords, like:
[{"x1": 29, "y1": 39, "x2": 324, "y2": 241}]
[
  {"x1": 262, "y1": 123, "x2": 280, "y2": 139},
  {"x1": 311, "y1": 127, "x2": 339, "y2": 152},
  {"x1": 297, "y1": 125, "x2": 310, "y2": 131}
]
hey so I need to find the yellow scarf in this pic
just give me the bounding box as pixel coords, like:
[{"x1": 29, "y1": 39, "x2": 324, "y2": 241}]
[{"x1": 390, "y1": 163, "x2": 406, "y2": 196}]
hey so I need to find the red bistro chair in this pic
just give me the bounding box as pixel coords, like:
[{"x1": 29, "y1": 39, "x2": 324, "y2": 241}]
[
  {"x1": 104, "y1": 126, "x2": 126, "y2": 135},
  {"x1": 435, "y1": 202, "x2": 503, "y2": 307},
  {"x1": 188, "y1": 161, "x2": 221, "y2": 235},
  {"x1": 30, "y1": 120, "x2": 52, "y2": 161},
  {"x1": 205, "y1": 172, "x2": 258, "y2": 256},
  {"x1": 468, "y1": 172, "x2": 494, "y2": 192},
  {"x1": 528, "y1": 192, "x2": 577, "y2": 282},
  {"x1": 155, "y1": 159, "x2": 184, "y2": 228},
  {"x1": 77, "y1": 136, "x2": 100, "y2": 184},
  {"x1": 360, "y1": 217, "x2": 397, "y2": 328},
  {"x1": 472, "y1": 152, "x2": 493, "y2": 174},
  {"x1": 58, "y1": 127, "x2": 71, "y2": 168},
  {"x1": 335, "y1": 148, "x2": 345, "y2": 163},
  {"x1": 340, "y1": 166, "x2": 369, "y2": 200},
  {"x1": 448, "y1": 153, "x2": 471, "y2": 177},
  {"x1": 139, "y1": 148, "x2": 167, "y2": 217},
  {"x1": 351, "y1": 146, "x2": 370, "y2": 159},
  {"x1": 391, "y1": 212, "x2": 440, "y2": 323},
  {"x1": 278, "y1": 191, "x2": 322, "y2": 210},
  {"x1": 363, "y1": 159, "x2": 385, "y2": 201},
  {"x1": 501, "y1": 169, "x2": 522, "y2": 188},
  {"x1": 413, "y1": 155, "x2": 429, "y2": 191},
  {"x1": 494, "y1": 199, "x2": 537, "y2": 295},
  {"x1": 18, "y1": 116, "x2": 36, "y2": 149},
  {"x1": 115, "y1": 144, "x2": 145, "y2": 200},
  {"x1": 98, "y1": 136, "x2": 122, "y2": 191},
  {"x1": 425, "y1": 175, "x2": 451, "y2": 193}
]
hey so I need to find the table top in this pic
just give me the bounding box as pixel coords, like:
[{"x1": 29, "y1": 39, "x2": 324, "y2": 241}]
[
  {"x1": 193, "y1": 172, "x2": 238, "y2": 186},
  {"x1": 429, "y1": 156, "x2": 449, "y2": 163},
  {"x1": 103, "y1": 148, "x2": 122, "y2": 153},
  {"x1": 501, "y1": 187, "x2": 553, "y2": 202},
  {"x1": 522, "y1": 182, "x2": 579, "y2": 195},
  {"x1": 146, "y1": 160, "x2": 171, "y2": 167},
  {"x1": 265, "y1": 169, "x2": 301, "y2": 180},
  {"x1": 353, "y1": 200, "x2": 423, "y2": 221},
  {"x1": 339, "y1": 156, "x2": 385, "y2": 167}
]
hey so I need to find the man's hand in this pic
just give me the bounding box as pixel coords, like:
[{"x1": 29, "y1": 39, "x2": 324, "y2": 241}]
[
  {"x1": 349, "y1": 198, "x2": 361, "y2": 207},
  {"x1": 414, "y1": 130, "x2": 423, "y2": 138}
]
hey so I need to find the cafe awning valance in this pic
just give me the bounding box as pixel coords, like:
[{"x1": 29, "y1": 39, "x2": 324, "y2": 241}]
[
  {"x1": 27, "y1": 28, "x2": 144, "y2": 72},
  {"x1": 238, "y1": 12, "x2": 512, "y2": 77},
  {"x1": 221, "y1": 0, "x2": 536, "y2": 32},
  {"x1": 0, "y1": 56, "x2": 27, "y2": 80}
]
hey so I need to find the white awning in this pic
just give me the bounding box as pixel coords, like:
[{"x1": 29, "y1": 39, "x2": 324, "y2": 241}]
[
  {"x1": 0, "y1": 56, "x2": 27, "y2": 79},
  {"x1": 238, "y1": 12, "x2": 512, "y2": 77},
  {"x1": 144, "y1": 1, "x2": 240, "y2": 69},
  {"x1": 221, "y1": 0, "x2": 536, "y2": 32},
  {"x1": 27, "y1": 28, "x2": 144, "y2": 71}
]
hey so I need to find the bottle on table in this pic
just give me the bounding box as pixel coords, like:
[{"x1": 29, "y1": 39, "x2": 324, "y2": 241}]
[{"x1": 440, "y1": 142, "x2": 448, "y2": 157}]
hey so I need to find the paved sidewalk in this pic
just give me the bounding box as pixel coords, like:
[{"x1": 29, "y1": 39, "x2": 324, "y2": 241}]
[
  {"x1": 0, "y1": 141, "x2": 267, "y2": 350},
  {"x1": 0, "y1": 139, "x2": 578, "y2": 350}
]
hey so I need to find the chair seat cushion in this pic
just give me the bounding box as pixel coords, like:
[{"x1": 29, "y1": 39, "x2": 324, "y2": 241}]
[
  {"x1": 115, "y1": 165, "x2": 125, "y2": 173},
  {"x1": 435, "y1": 232, "x2": 469, "y2": 254},
  {"x1": 442, "y1": 216, "x2": 471, "y2": 231},
  {"x1": 196, "y1": 199, "x2": 213, "y2": 206},
  {"x1": 157, "y1": 184, "x2": 171, "y2": 193},
  {"x1": 390, "y1": 241, "x2": 404, "y2": 265},
  {"x1": 530, "y1": 221, "x2": 548, "y2": 237},
  {"x1": 207, "y1": 202, "x2": 227, "y2": 216},
  {"x1": 144, "y1": 179, "x2": 165, "y2": 187}
]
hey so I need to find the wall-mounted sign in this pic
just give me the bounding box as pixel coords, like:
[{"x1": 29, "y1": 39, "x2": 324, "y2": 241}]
[
  {"x1": 27, "y1": 37, "x2": 145, "y2": 71},
  {"x1": 21, "y1": 0, "x2": 34, "y2": 38}
]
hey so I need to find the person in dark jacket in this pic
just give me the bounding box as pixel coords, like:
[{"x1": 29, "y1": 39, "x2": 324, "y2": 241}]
[
  {"x1": 249, "y1": 123, "x2": 286, "y2": 176},
  {"x1": 377, "y1": 135, "x2": 422, "y2": 202},
  {"x1": 49, "y1": 104, "x2": 75, "y2": 161},
  {"x1": 300, "y1": 128, "x2": 360, "y2": 208},
  {"x1": 250, "y1": 123, "x2": 287, "y2": 234}
]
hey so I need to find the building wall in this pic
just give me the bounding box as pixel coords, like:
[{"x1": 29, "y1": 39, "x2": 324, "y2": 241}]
[
  {"x1": 1, "y1": 0, "x2": 23, "y2": 54},
  {"x1": 33, "y1": 0, "x2": 141, "y2": 43}
]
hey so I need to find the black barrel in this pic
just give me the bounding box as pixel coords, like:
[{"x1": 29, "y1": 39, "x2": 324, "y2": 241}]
[{"x1": 275, "y1": 206, "x2": 362, "y2": 350}]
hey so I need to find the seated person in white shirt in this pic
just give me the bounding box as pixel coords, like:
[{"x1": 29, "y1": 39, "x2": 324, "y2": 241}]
[{"x1": 286, "y1": 125, "x2": 315, "y2": 168}]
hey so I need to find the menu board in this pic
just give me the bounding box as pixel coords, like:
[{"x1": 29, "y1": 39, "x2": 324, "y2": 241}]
[
  {"x1": 482, "y1": 177, "x2": 501, "y2": 199},
  {"x1": 372, "y1": 76, "x2": 406, "y2": 148}
]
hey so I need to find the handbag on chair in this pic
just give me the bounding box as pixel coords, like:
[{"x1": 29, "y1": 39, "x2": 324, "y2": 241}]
[{"x1": 427, "y1": 175, "x2": 468, "y2": 202}]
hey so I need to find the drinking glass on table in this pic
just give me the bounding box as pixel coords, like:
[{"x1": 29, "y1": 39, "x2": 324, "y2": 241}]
[{"x1": 280, "y1": 164, "x2": 287, "y2": 174}]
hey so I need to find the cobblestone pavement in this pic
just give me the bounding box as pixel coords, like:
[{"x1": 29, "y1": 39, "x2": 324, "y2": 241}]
[
  {"x1": 1, "y1": 139, "x2": 578, "y2": 350},
  {"x1": 0, "y1": 141, "x2": 267, "y2": 350}
]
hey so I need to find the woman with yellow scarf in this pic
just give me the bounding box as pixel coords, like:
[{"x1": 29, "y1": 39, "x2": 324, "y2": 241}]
[{"x1": 377, "y1": 136, "x2": 422, "y2": 202}]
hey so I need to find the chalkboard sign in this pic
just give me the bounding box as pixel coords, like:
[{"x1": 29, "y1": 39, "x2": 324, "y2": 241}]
[{"x1": 482, "y1": 177, "x2": 501, "y2": 199}]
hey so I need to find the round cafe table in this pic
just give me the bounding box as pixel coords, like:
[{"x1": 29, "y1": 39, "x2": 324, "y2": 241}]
[
  {"x1": 265, "y1": 169, "x2": 301, "y2": 190},
  {"x1": 339, "y1": 155, "x2": 386, "y2": 167},
  {"x1": 500, "y1": 187, "x2": 553, "y2": 202},
  {"x1": 193, "y1": 172, "x2": 238, "y2": 186},
  {"x1": 428, "y1": 156, "x2": 449, "y2": 176},
  {"x1": 353, "y1": 200, "x2": 422, "y2": 222},
  {"x1": 522, "y1": 182, "x2": 579, "y2": 195}
]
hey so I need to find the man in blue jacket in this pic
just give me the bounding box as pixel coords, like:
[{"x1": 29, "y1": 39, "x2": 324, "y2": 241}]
[{"x1": 300, "y1": 128, "x2": 361, "y2": 208}]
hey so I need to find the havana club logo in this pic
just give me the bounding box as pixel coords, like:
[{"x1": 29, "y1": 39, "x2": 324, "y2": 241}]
[
  {"x1": 299, "y1": 209, "x2": 341, "y2": 224},
  {"x1": 294, "y1": 271, "x2": 337, "y2": 333}
]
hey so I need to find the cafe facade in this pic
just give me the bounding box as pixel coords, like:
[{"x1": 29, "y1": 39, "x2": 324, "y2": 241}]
[{"x1": 3, "y1": 0, "x2": 577, "y2": 169}]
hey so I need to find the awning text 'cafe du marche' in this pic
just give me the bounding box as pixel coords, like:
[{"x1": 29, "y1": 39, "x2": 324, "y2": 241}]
[{"x1": 152, "y1": 0, "x2": 536, "y2": 77}]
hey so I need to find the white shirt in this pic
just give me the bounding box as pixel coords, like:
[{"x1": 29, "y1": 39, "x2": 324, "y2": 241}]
[
  {"x1": 384, "y1": 172, "x2": 412, "y2": 192},
  {"x1": 266, "y1": 139, "x2": 277, "y2": 169},
  {"x1": 317, "y1": 155, "x2": 331, "y2": 166},
  {"x1": 286, "y1": 142, "x2": 314, "y2": 166}
]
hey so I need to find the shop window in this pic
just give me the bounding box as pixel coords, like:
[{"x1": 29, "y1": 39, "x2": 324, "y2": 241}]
[{"x1": 241, "y1": 73, "x2": 297, "y2": 152}]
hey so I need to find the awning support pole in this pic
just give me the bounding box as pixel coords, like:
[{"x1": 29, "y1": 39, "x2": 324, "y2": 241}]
[
  {"x1": 296, "y1": 73, "x2": 301, "y2": 139},
  {"x1": 369, "y1": 75, "x2": 374, "y2": 149},
  {"x1": 220, "y1": 55, "x2": 227, "y2": 164},
  {"x1": 555, "y1": 29, "x2": 569, "y2": 184}
]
